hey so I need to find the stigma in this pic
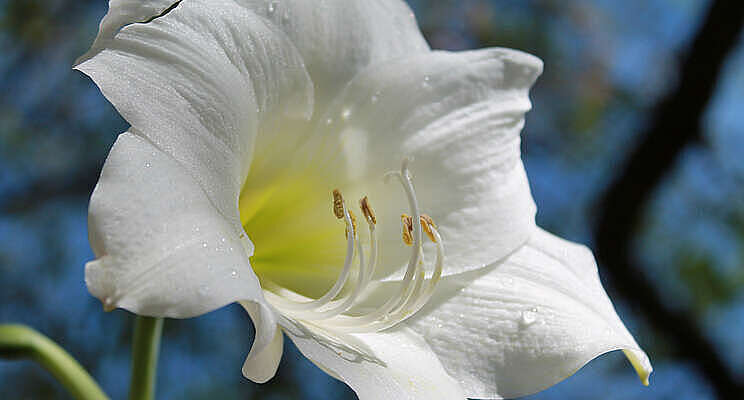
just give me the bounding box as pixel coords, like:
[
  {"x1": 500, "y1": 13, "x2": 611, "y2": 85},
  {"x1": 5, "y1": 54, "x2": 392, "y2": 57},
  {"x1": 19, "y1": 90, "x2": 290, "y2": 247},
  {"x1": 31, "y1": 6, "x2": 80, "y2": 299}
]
[{"x1": 263, "y1": 160, "x2": 444, "y2": 333}]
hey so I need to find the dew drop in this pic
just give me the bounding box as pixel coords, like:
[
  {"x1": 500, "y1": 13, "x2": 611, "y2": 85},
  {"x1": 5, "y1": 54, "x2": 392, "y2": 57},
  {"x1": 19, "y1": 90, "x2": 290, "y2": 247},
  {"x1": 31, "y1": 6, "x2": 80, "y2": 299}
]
[
  {"x1": 520, "y1": 307, "x2": 538, "y2": 326},
  {"x1": 341, "y1": 107, "x2": 352, "y2": 120},
  {"x1": 230, "y1": 269, "x2": 238, "y2": 277},
  {"x1": 325, "y1": 117, "x2": 333, "y2": 125},
  {"x1": 201, "y1": 242, "x2": 208, "y2": 248},
  {"x1": 267, "y1": 1, "x2": 277, "y2": 14},
  {"x1": 144, "y1": 162, "x2": 152, "y2": 168},
  {"x1": 370, "y1": 94, "x2": 379, "y2": 104},
  {"x1": 421, "y1": 75, "x2": 431, "y2": 88}
]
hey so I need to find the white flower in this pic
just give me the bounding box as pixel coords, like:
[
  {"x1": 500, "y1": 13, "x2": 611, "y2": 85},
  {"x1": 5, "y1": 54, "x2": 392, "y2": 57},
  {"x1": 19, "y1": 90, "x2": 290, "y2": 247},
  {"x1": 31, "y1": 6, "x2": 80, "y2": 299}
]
[{"x1": 76, "y1": 0, "x2": 652, "y2": 398}]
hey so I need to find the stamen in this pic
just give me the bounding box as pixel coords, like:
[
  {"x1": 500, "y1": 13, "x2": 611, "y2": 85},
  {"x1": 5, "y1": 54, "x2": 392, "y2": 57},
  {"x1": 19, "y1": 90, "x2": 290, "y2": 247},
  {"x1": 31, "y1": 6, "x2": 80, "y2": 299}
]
[
  {"x1": 298, "y1": 223, "x2": 366, "y2": 320},
  {"x1": 360, "y1": 196, "x2": 376, "y2": 225},
  {"x1": 313, "y1": 160, "x2": 428, "y2": 330},
  {"x1": 265, "y1": 160, "x2": 443, "y2": 333},
  {"x1": 336, "y1": 221, "x2": 444, "y2": 333},
  {"x1": 345, "y1": 209, "x2": 357, "y2": 239},
  {"x1": 266, "y1": 190, "x2": 356, "y2": 313},
  {"x1": 401, "y1": 214, "x2": 414, "y2": 245},
  {"x1": 359, "y1": 196, "x2": 379, "y2": 285},
  {"x1": 420, "y1": 214, "x2": 437, "y2": 243},
  {"x1": 332, "y1": 189, "x2": 344, "y2": 219}
]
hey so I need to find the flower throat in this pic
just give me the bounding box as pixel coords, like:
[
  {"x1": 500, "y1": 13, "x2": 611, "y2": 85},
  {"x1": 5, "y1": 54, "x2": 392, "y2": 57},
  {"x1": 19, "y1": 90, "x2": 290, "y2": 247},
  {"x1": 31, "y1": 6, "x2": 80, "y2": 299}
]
[{"x1": 240, "y1": 160, "x2": 444, "y2": 333}]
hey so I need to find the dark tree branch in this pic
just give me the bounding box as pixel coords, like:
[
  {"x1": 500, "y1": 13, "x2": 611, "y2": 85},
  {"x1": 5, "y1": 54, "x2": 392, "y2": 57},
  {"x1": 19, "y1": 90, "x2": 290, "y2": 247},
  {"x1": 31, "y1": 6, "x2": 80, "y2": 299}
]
[{"x1": 594, "y1": 0, "x2": 744, "y2": 398}]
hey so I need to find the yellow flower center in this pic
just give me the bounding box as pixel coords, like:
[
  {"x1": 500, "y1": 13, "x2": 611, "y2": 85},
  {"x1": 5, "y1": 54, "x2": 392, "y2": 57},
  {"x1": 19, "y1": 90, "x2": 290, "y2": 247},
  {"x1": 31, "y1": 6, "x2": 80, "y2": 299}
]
[
  {"x1": 239, "y1": 169, "x2": 346, "y2": 299},
  {"x1": 239, "y1": 159, "x2": 444, "y2": 332}
]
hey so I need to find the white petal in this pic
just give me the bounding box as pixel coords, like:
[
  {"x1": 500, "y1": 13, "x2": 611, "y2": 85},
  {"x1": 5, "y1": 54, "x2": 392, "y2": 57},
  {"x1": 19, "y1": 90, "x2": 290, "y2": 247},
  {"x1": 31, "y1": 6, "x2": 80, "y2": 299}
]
[
  {"x1": 77, "y1": 0, "x2": 429, "y2": 109},
  {"x1": 241, "y1": 301, "x2": 283, "y2": 383},
  {"x1": 403, "y1": 228, "x2": 652, "y2": 399},
  {"x1": 76, "y1": 0, "x2": 315, "y2": 225},
  {"x1": 86, "y1": 132, "x2": 266, "y2": 318},
  {"x1": 281, "y1": 318, "x2": 466, "y2": 400},
  {"x1": 241, "y1": 0, "x2": 430, "y2": 100},
  {"x1": 75, "y1": 0, "x2": 179, "y2": 65},
  {"x1": 312, "y1": 48, "x2": 543, "y2": 278}
]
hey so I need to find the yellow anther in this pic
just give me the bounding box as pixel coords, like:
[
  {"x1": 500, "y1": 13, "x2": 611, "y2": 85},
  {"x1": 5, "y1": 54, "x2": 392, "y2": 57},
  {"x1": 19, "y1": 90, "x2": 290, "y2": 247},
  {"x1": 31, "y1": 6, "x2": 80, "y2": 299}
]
[
  {"x1": 332, "y1": 189, "x2": 344, "y2": 219},
  {"x1": 401, "y1": 214, "x2": 414, "y2": 246},
  {"x1": 420, "y1": 214, "x2": 438, "y2": 243},
  {"x1": 360, "y1": 196, "x2": 377, "y2": 225},
  {"x1": 345, "y1": 209, "x2": 358, "y2": 238}
]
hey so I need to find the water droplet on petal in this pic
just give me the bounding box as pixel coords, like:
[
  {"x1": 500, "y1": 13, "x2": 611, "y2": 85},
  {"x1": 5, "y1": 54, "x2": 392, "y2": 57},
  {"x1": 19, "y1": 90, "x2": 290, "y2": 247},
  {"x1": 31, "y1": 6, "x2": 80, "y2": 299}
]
[
  {"x1": 144, "y1": 162, "x2": 151, "y2": 168},
  {"x1": 520, "y1": 307, "x2": 538, "y2": 326},
  {"x1": 267, "y1": 1, "x2": 277, "y2": 14},
  {"x1": 230, "y1": 269, "x2": 238, "y2": 277},
  {"x1": 341, "y1": 107, "x2": 352, "y2": 120},
  {"x1": 198, "y1": 285, "x2": 210, "y2": 296},
  {"x1": 421, "y1": 75, "x2": 431, "y2": 88},
  {"x1": 201, "y1": 242, "x2": 208, "y2": 248},
  {"x1": 325, "y1": 117, "x2": 333, "y2": 125}
]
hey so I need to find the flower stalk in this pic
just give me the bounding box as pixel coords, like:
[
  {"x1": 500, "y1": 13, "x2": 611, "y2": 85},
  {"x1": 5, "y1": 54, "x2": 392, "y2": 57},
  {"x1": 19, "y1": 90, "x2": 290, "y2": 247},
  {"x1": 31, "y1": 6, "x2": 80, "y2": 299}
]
[
  {"x1": 128, "y1": 316, "x2": 163, "y2": 400},
  {"x1": 0, "y1": 324, "x2": 108, "y2": 400}
]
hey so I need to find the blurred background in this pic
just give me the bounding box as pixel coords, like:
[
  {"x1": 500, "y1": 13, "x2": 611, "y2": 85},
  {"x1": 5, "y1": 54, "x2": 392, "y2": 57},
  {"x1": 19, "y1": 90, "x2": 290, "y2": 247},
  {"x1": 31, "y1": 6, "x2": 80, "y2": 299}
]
[{"x1": 1, "y1": 0, "x2": 743, "y2": 398}]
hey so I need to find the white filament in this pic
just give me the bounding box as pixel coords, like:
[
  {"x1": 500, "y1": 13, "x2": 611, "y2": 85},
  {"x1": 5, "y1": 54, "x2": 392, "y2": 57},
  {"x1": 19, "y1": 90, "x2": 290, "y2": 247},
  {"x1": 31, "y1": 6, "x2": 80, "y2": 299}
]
[
  {"x1": 264, "y1": 203, "x2": 357, "y2": 313},
  {"x1": 266, "y1": 160, "x2": 444, "y2": 333}
]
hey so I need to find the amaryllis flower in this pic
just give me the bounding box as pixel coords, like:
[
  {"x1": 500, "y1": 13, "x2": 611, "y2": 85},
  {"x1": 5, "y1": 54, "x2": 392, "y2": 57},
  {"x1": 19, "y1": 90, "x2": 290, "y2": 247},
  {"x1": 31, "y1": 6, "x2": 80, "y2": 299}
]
[{"x1": 76, "y1": 0, "x2": 652, "y2": 398}]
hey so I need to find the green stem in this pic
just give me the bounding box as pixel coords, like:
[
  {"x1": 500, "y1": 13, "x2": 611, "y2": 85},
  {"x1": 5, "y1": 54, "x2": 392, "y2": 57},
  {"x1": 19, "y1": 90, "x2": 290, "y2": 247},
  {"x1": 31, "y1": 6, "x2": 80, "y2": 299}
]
[
  {"x1": 0, "y1": 324, "x2": 109, "y2": 400},
  {"x1": 128, "y1": 316, "x2": 163, "y2": 400}
]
